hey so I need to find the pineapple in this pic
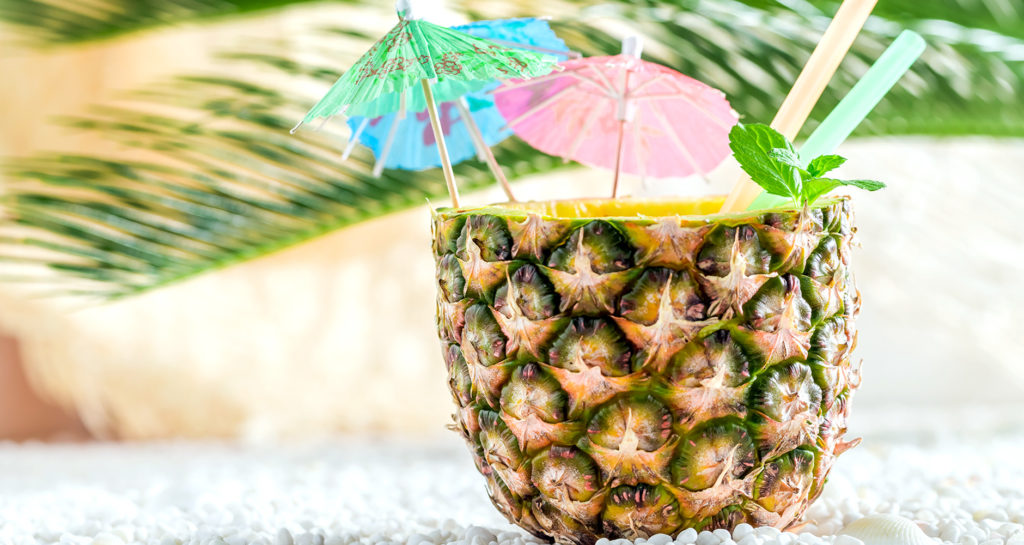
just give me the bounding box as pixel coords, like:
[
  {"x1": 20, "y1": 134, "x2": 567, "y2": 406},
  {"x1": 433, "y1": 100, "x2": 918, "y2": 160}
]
[{"x1": 433, "y1": 196, "x2": 861, "y2": 544}]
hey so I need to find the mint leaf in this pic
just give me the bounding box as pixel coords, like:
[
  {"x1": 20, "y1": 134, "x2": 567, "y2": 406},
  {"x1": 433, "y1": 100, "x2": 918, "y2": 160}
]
[
  {"x1": 803, "y1": 177, "x2": 887, "y2": 204},
  {"x1": 768, "y1": 147, "x2": 799, "y2": 165},
  {"x1": 807, "y1": 154, "x2": 846, "y2": 177},
  {"x1": 768, "y1": 148, "x2": 811, "y2": 179},
  {"x1": 802, "y1": 178, "x2": 843, "y2": 204},
  {"x1": 728, "y1": 122, "x2": 886, "y2": 208},
  {"x1": 842, "y1": 179, "x2": 886, "y2": 191},
  {"x1": 728, "y1": 123, "x2": 801, "y2": 202},
  {"x1": 770, "y1": 147, "x2": 806, "y2": 200}
]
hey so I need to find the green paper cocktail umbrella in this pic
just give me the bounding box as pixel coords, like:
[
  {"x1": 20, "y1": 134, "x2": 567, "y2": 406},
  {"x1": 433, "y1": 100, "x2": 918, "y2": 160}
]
[{"x1": 292, "y1": 0, "x2": 559, "y2": 207}]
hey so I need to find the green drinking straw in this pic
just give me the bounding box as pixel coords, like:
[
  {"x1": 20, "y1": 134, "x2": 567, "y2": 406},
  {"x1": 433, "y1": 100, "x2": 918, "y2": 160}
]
[{"x1": 747, "y1": 30, "x2": 926, "y2": 210}]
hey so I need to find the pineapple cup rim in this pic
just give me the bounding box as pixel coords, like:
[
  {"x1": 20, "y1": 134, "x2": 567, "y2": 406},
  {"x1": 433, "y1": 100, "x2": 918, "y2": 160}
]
[{"x1": 432, "y1": 195, "x2": 847, "y2": 222}]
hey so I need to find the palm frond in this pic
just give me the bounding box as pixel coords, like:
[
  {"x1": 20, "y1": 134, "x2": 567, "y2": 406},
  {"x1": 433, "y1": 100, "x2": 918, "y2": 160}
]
[{"x1": 0, "y1": 0, "x2": 326, "y2": 44}]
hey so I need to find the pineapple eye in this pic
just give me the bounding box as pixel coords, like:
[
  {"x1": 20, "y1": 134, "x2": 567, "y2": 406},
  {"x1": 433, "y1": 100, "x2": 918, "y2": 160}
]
[
  {"x1": 500, "y1": 363, "x2": 568, "y2": 424},
  {"x1": 548, "y1": 317, "x2": 633, "y2": 378},
  {"x1": 602, "y1": 484, "x2": 683, "y2": 538},
  {"x1": 462, "y1": 304, "x2": 506, "y2": 367},
  {"x1": 548, "y1": 221, "x2": 633, "y2": 274},
  {"x1": 672, "y1": 419, "x2": 758, "y2": 492},
  {"x1": 530, "y1": 446, "x2": 600, "y2": 503},
  {"x1": 585, "y1": 395, "x2": 672, "y2": 452}
]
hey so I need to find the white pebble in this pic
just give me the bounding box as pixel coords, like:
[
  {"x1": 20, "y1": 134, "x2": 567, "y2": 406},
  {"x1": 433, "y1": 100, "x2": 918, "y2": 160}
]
[
  {"x1": 466, "y1": 527, "x2": 496, "y2": 543},
  {"x1": 406, "y1": 534, "x2": 429, "y2": 545},
  {"x1": 777, "y1": 533, "x2": 797, "y2": 545},
  {"x1": 942, "y1": 526, "x2": 963, "y2": 542},
  {"x1": 676, "y1": 529, "x2": 699, "y2": 544},
  {"x1": 1001, "y1": 524, "x2": 1024, "y2": 537},
  {"x1": 732, "y1": 525, "x2": 754, "y2": 541},
  {"x1": 649, "y1": 535, "x2": 673, "y2": 545},
  {"x1": 832, "y1": 536, "x2": 863, "y2": 545},
  {"x1": 713, "y1": 530, "x2": 732, "y2": 542},
  {"x1": 967, "y1": 528, "x2": 988, "y2": 540},
  {"x1": 276, "y1": 530, "x2": 294, "y2": 545},
  {"x1": 737, "y1": 536, "x2": 761, "y2": 545},
  {"x1": 90, "y1": 533, "x2": 125, "y2": 545},
  {"x1": 696, "y1": 531, "x2": 721, "y2": 545},
  {"x1": 961, "y1": 536, "x2": 979, "y2": 545}
]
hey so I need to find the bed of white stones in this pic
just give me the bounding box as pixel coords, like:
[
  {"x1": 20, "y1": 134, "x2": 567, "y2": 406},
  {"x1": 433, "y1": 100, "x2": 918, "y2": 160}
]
[{"x1": 1, "y1": 429, "x2": 1023, "y2": 545}]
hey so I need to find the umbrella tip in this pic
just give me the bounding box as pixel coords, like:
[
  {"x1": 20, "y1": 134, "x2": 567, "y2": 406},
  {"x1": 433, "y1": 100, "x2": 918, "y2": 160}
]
[
  {"x1": 621, "y1": 35, "x2": 644, "y2": 59},
  {"x1": 395, "y1": 0, "x2": 418, "y2": 19}
]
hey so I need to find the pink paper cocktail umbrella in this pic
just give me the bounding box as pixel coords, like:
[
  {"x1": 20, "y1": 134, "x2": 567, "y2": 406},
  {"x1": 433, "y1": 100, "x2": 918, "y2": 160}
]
[{"x1": 493, "y1": 36, "x2": 738, "y2": 197}]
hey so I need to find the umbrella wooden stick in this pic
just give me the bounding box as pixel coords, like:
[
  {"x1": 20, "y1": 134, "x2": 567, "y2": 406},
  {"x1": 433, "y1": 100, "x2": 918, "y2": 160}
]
[
  {"x1": 455, "y1": 98, "x2": 516, "y2": 202},
  {"x1": 610, "y1": 72, "x2": 634, "y2": 198},
  {"x1": 342, "y1": 118, "x2": 369, "y2": 161},
  {"x1": 612, "y1": 36, "x2": 642, "y2": 199},
  {"x1": 421, "y1": 78, "x2": 460, "y2": 208},
  {"x1": 719, "y1": 0, "x2": 878, "y2": 213},
  {"x1": 372, "y1": 91, "x2": 407, "y2": 178},
  {"x1": 611, "y1": 118, "x2": 627, "y2": 198}
]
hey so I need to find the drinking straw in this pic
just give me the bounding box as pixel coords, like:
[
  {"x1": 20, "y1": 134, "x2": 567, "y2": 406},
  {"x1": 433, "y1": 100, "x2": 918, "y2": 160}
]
[
  {"x1": 747, "y1": 29, "x2": 926, "y2": 209},
  {"x1": 720, "y1": 0, "x2": 878, "y2": 213}
]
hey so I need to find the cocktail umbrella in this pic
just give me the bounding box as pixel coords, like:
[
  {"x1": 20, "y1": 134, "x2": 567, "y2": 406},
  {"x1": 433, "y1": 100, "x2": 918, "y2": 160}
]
[
  {"x1": 493, "y1": 36, "x2": 738, "y2": 198},
  {"x1": 343, "y1": 18, "x2": 571, "y2": 201},
  {"x1": 291, "y1": 0, "x2": 559, "y2": 207}
]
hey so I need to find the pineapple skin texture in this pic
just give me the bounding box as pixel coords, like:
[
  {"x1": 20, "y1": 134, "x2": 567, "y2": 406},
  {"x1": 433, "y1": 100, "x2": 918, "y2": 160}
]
[{"x1": 432, "y1": 198, "x2": 861, "y2": 544}]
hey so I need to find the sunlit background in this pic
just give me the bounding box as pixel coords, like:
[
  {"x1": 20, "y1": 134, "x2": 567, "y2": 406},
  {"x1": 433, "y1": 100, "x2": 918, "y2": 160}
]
[{"x1": 0, "y1": 0, "x2": 1022, "y2": 442}]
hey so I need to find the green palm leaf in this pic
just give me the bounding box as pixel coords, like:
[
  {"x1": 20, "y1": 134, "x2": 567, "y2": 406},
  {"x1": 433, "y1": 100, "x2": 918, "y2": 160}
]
[{"x1": 0, "y1": 0, "x2": 327, "y2": 44}]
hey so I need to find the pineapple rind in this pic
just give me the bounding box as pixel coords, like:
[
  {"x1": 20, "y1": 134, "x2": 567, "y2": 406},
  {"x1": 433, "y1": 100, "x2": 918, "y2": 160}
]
[{"x1": 433, "y1": 198, "x2": 859, "y2": 544}]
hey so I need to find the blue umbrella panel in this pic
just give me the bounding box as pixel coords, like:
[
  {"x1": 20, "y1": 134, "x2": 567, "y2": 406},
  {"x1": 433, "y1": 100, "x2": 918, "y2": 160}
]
[{"x1": 344, "y1": 91, "x2": 508, "y2": 174}]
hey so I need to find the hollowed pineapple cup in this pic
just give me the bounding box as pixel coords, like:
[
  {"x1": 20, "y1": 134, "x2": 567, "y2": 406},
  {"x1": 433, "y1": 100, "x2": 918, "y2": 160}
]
[{"x1": 432, "y1": 196, "x2": 861, "y2": 544}]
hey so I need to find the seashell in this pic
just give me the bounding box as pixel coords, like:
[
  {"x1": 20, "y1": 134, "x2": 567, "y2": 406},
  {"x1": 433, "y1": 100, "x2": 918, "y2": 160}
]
[{"x1": 839, "y1": 514, "x2": 935, "y2": 545}]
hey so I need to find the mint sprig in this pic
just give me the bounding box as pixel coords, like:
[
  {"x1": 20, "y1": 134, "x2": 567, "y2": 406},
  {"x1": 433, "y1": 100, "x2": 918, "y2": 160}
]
[{"x1": 728, "y1": 123, "x2": 885, "y2": 207}]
